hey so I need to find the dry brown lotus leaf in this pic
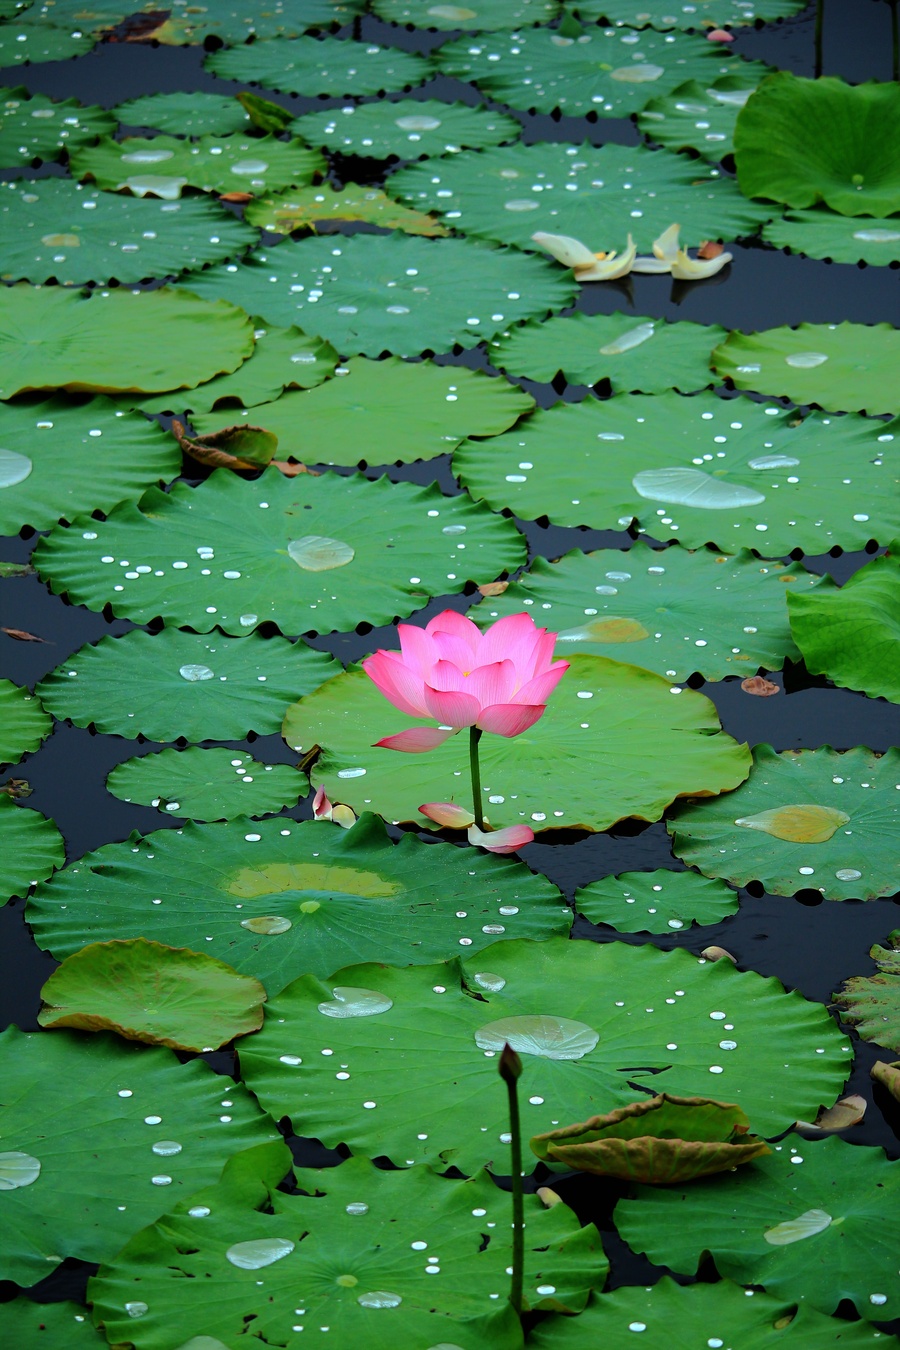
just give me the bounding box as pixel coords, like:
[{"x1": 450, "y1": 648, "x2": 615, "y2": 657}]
[
  {"x1": 871, "y1": 1060, "x2": 900, "y2": 1103},
  {"x1": 701, "y1": 945, "x2": 737, "y2": 963},
  {"x1": 741, "y1": 676, "x2": 780, "y2": 696},
  {"x1": 478, "y1": 580, "x2": 509, "y2": 597},
  {"x1": 794, "y1": 1093, "x2": 867, "y2": 1137}
]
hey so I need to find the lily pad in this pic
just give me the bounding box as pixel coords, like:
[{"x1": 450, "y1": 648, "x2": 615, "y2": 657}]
[
  {"x1": 114, "y1": 91, "x2": 254, "y2": 137},
  {"x1": 373, "y1": 0, "x2": 559, "y2": 26},
  {"x1": 0, "y1": 394, "x2": 181, "y2": 534},
  {"x1": 472, "y1": 543, "x2": 818, "y2": 682},
  {"x1": 290, "y1": 98, "x2": 521, "y2": 160},
  {"x1": 34, "y1": 468, "x2": 525, "y2": 635},
  {"x1": 762, "y1": 207, "x2": 900, "y2": 266},
  {"x1": 145, "y1": 0, "x2": 367, "y2": 44},
  {"x1": 834, "y1": 931, "x2": 900, "y2": 1052},
  {"x1": 0, "y1": 178, "x2": 258, "y2": 286},
  {"x1": 38, "y1": 938, "x2": 267, "y2": 1051},
  {"x1": 184, "y1": 232, "x2": 577, "y2": 358},
  {"x1": 668, "y1": 744, "x2": 900, "y2": 901},
  {"x1": 205, "y1": 36, "x2": 431, "y2": 99},
  {"x1": 0, "y1": 679, "x2": 52, "y2": 765},
  {"x1": 0, "y1": 22, "x2": 94, "y2": 66},
  {"x1": 244, "y1": 181, "x2": 448, "y2": 237},
  {"x1": 36, "y1": 628, "x2": 338, "y2": 743},
  {"x1": 0, "y1": 1299, "x2": 105, "y2": 1348},
  {"x1": 0, "y1": 285, "x2": 254, "y2": 400},
  {"x1": 107, "y1": 747, "x2": 307, "y2": 822},
  {"x1": 436, "y1": 27, "x2": 767, "y2": 118},
  {"x1": 638, "y1": 75, "x2": 761, "y2": 163},
  {"x1": 574, "y1": 0, "x2": 805, "y2": 22},
  {"x1": 191, "y1": 357, "x2": 533, "y2": 466},
  {"x1": 283, "y1": 654, "x2": 750, "y2": 833},
  {"x1": 616, "y1": 1134, "x2": 900, "y2": 1323},
  {"x1": 0, "y1": 795, "x2": 64, "y2": 902},
  {"x1": 454, "y1": 392, "x2": 898, "y2": 555},
  {"x1": 489, "y1": 312, "x2": 723, "y2": 393},
  {"x1": 89, "y1": 1146, "x2": 595, "y2": 1350},
  {"x1": 788, "y1": 546, "x2": 900, "y2": 704},
  {"x1": 0, "y1": 1024, "x2": 280, "y2": 1286},
  {"x1": 735, "y1": 74, "x2": 900, "y2": 217},
  {"x1": 712, "y1": 321, "x2": 900, "y2": 416},
  {"x1": 575, "y1": 868, "x2": 739, "y2": 935},
  {"x1": 390, "y1": 141, "x2": 770, "y2": 255},
  {"x1": 0, "y1": 86, "x2": 114, "y2": 167},
  {"x1": 238, "y1": 935, "x2": 850, "y2": 1171},
  {"x1": 26, "y1": 814, "x2": 571, "y2": 993}
]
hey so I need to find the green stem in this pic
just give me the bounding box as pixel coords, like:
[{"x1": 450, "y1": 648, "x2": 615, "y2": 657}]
[
  {"x1": 814, "y1": 0, "x2": 824, "y2": 77},
  {"x1": 469, "y1": 725, "x2": 484, "y2": 829},
  {"x1": 499, "y1": 1044, "x2": 524, "y2": 1320}
]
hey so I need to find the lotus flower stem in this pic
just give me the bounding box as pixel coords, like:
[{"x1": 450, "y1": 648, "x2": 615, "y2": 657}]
[
  {"x1": 499, "y1": 1042, "x2": 524, "y2": 1319},
  {"x1": 814, "y1": 0, "x2": 824, "y2": 77},
  {"x1": 469, "y1": 725, "x2": 485, "y2": 830}
]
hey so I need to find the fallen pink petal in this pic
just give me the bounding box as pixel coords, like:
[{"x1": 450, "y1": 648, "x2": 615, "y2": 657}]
[
  {"x1": 467, "y1": 824, "x2": 535, "y2": 854},
  {"x1": 420, "y1": 802, "x2": 477, "y2": 828},
  {"x1": 707, "y1": 27, "x2": 734, "y2": 40}
]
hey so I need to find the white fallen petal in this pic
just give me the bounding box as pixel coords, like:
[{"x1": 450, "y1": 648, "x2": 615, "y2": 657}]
[
  {"x1": 670, "y1": 248, "x2": 733, "y2": 280},
  {"x1": 631, "y1": 254, "x2": 673, "y2": 273},
  {"x1": 575, "y1": 234, "x2": 637, "y2": 280},
  {"x1": 652, "y1": 222, "x2": 682, "y2": 264},
  {"x1": 531, "y1": 230, "x2": 598, "y2": 268}
]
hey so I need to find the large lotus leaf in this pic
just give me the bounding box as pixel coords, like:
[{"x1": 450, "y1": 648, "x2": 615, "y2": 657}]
[
  {"x1": 735, "y1": 74, "x2": 900, "y2": 218},
  {"x1": 34, "y1": 468, "x2": 526, "y2": 635},
  {"x1": 454, "y1": 392, "x2": 898, "y2": 555},
  {"x1": 573, "y1": 0, "x2": 804, "y2": 23},
  {"x1": 88, "y1": 1149, "x2": 596, "y2": 1350},
  {"x1": 0, "y1": 1024, "x2": 280, "y2": 1285},
  {"x1": 243, "y1": 182, "x2": 448, "y2": 237},
  {"x1": 191, "y1": 357, "x2": 533, "y2": 467},
  {"x1": 616, "y1": 1134, "x2": 900, "y2": 1323},
  {"x1": 26, "y1": 814, "x2": 571, "y2": 992},
  {"x1": 0, "y1": 179, "x2": 257, "y2": 285},
  {"x1": 0, "y1": 795, "x2": 64, "y2": 902},
  {"x1": 0, "y1": 86, "x2": 114, "y2": 168},
  {"x1": 638, "y1": 75, "x2": 761, "y2": 163},
  {"x1": 374, "y1": 0, "x2": 559, "y2": 27},
  {"x1": 471, "y1": 543, "x2": 817, "y2": 682},
  {"x1": 763, "y1": 207, "x2": 900, "y2": 266},
  {"x1": 0, "y1": 22, "x2": 94, "y2": 65},
  {"x1": 0, "y1": 0, "x2": 30, "y2": 14},
  {"x1": 390, "y1": 142, "x2": 770, "y2": 255},
  {"x1": 283, "y1": 655, "x2": 750, "y2": 833},
  {"x1": 834, "y1": 932, "x2": 900, "y2": 1052},
  {"x1": 575, "y1": 867, "x2": 739, "y2": 936},
  {"x1": 0, "y1": 285, "x2": 254, "y2": 399},
  {"x1": 435, "y1": 27, "x2": 767, "y2": 118},
  {"x1": 38, "y1": 938, "x2": 267, "y2": 1051},
  {"x1": 205, "y1": 37, "x2": 431, "y2": 99},
  {"x1": 0, "y1": 679, "x2": 51, "y2": 764},
  {"x1": 713, "y1": 321, "x2": 900, "y2": 416},
  {"x1": 35, "y1": 628, "x2": 339, "y2": 743},
  {"x1": 787, "y1": 547, "x2": 900, "y2": 704},
  {"x1": 238, "y1": 936, "x2": 850, "y2": 1171},
  {"x1": 107, "y1": 747, "x2": 308, "y2": 822},
  {"x1": 290, "y1": 98, "x2": 521, "y2": 160},
  {"x1": 489, "y1": 312, "x2": 723, "y2": 393},
  {"x1": 184, "y1": 233, "x2": 577, "y2": 358},
  {"x1": 114, "y1": 91, "x2": 254, "y2": 137},
  {"x1": 529, "y1": 1277, "x2": 888, "y2": 1349},
  {"x1": 0, "y1": 394, "x2": 180, "y2": 533},
  {"x1": 668, "y1": 744, "x2": 900, "y2": 902},
  {"x1": 0, "y1": 1299, "x2": 104, "y2": 1348},
  {"x1": 27, "y1": 0, "x2": 162, "y2": 32},
  {"x1": 145, "y1": 0, "x2": 367, "y2": 44}
]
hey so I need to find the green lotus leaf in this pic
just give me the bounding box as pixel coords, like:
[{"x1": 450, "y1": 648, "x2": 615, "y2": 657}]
[
  {"x1": 205, "y1": 36, "x2": 431, "y2": 98},
  {"x1": 638, "y1": 75, "x2": 762, "y2": 164},
  {"x1": 190, "y1": 356, "x2": 533, "y2": 467},
  {"x1": 284, "y1": 654, "x2": 750, "y2": 833},
  {"x1": 616, "y1": 1134, "x2": 900, "y2": 1322},
  {"x1": 834, "y1": 931, "x2": 900, "y2": 1052},
  {"x1": 0, "y1": 394, "x2": 181, "y2": 533},
  {"x1": 454, "y1": 391, "x2": 898, "y2": 555},
  {"x1": 373, "y1": 0, "x2": 559, "y2": 27},
  {"x1": 531, "y1": 1093, "x2": 770, "y2": 1183},
  {"x1": 0, "y1": 22, "x2": 94, "y2": 65},
  {"x1": 28, "y1": 0, "x2": 163, "y2": 32},
  {"x1": 668, "y1": 744, "x2": 900, "y2": 901},
  {"x1": 146, "y1": 0, "x2": 367, "y2": 45},
  {"x1": 0, "y1": 86, "x2": 114, "y2": 168},
  {"x1": 390, "y1": 141, "x2": 771, "y2": 255},
  {"x1": 0, "y1": 179, "x2": 258, "y2": 285},
  {"x1": 0, "y1": 0, "x2": 31, "y2": 15},
  {"x1": 787, "y1": 546, "x2": 900, "y2": 703},
  {"x1": 575, "y1": 867, "x2": 739, "y2": 936},
  {"x1": 0, "y1": 679, "x2": 51, "y2": 764},
  {"x1": 243, "y1": 182, "x2": 449, "y2": 237},
  {"x1": 471, "y1": 542, "x2": 817, "y2": 683},
  {"x1": 762, "y1": 207, "x2": 900, "y2": 265},
  {"x1": 184, "y1": 233, "x2": 577, "y2": 358},
  {"x1": 34, "y1": 469, "x2": 526, "y2": 635},
  {"x1": 35, "y1": 628, "x2": 339, "y2": 742},
  {"x1": 712, "y1": 320, "x2": 900, "y2": 416},
  {"x1": 574, "y1": 0, "x2": 804, "y2": 22},
  {"x1": 114, "y1": 91, "x2": 254, "y2": 137},
  {"x1": 530, "y1": 1276, "x2": 888, "y2": 1349},
  {"x1": 71, "y1": 133, "x2": 325, "y2": 201},
  {"x1": 38, "y1": 938, "x2": 268, "y2": 1050},
  {"x1": 106, "y1": 747, "x2": 308, "y2": 823},
  {"x1": 0, "y1": 285, "x2": 254, "y2": 400},
  {"x1": 735, "y1": 74, "x2": 900, "y2": 217},
  {"x1": 0, "y1": 795, "x2": 64, "y2": 902},
  {"x1": 290, "y1": 98, "x2": 521, "y2": 160},
  {"x1": 0, "y1": 1299, "x2": 104, "y2": 1348},
  {"x1": 238, "y1": 935, "x2": 850, "y2": 1171},
  {"x1": 89, "y1": 1149, "x2": 596, "y2": 1349},
  {"x1": 27, "y1": 813, "x2": 571, "y2": 992},
  {"x1": 436, "y1": 27, "x2": 768, "y2": 118},
  {"x1": 238, "y1": 90, "x2": 294, "y2": 135},
  {"x1": 489, "y1": 311, "x2": 723, "y2": 393},
  {"x1": 0, "y1": 1024, "x2": 280, "y2": 1285}
]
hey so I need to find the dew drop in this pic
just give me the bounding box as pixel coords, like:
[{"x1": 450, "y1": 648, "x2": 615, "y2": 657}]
[{"x1": 226, "y1": 1238, "x2": 295, "y2": 1269}]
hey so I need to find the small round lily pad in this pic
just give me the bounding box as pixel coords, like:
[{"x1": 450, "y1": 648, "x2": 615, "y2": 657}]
[
  {"x1": 106, "y1": 747, "x2": 307, "y2": 822},
  {"x1": 290, "y1": 98, "x2": 521, "y2": 160},
  {"x1": 0, "y1": 679, "x2": 52, "y2": 765},
  {"x1": 575, "y1": 869, "x2": 739, "y2": 936}
]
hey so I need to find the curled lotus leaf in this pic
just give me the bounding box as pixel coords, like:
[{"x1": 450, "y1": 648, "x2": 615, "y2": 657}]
[{"x1": 833, "y1": 931, "x2": 900, "y2": 1052}]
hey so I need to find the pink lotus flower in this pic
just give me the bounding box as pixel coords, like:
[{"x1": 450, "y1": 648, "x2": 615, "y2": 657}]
[
  {"x1": 363, "y1": 610, "x2": 569, "y2": 754},
  {"x1": 312, "y1": 786, "x2": 356, "y2": 829}
]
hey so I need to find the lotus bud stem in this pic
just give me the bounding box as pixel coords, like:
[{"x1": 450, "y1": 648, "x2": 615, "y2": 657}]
[{"x1": 499, "y1": 1042, "x2": 524, "y2": 1319}]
